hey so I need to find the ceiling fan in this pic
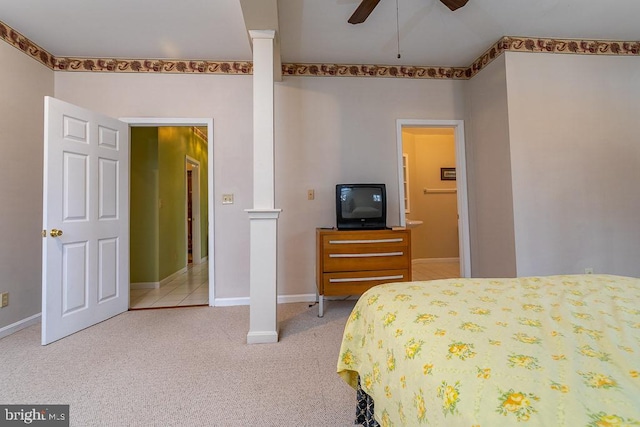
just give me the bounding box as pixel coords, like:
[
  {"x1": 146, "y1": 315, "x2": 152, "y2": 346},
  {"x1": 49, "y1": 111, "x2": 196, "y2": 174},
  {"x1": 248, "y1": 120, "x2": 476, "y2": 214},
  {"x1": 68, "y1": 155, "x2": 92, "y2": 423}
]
[{"x1": 348, "y1": 0, "x2": 469, "y2": 24}]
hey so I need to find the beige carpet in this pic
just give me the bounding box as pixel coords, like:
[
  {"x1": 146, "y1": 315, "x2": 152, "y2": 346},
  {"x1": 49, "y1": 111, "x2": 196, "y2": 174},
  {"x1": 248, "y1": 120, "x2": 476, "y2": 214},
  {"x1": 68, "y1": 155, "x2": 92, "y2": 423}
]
[{"x1": 0, "y1": 301, "x2": 359, "y2": 426}]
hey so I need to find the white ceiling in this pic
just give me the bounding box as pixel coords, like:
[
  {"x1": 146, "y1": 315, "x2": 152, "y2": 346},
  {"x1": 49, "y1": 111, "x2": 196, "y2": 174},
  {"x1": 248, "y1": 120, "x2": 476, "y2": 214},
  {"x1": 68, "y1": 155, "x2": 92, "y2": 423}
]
[{"x1": 1, "y1": 0, "x2": 639, "y2": 67}]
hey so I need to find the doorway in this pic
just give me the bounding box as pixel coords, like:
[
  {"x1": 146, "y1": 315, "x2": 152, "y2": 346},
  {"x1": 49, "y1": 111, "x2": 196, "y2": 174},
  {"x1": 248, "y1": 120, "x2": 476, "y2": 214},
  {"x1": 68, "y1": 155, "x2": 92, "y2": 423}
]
[
  {"x1": 186, "y1": 156, "x2": 201, "y2": 266},
  {"x1": 120, "y1": 118, "x2": 215, "y2": 307},
  {"x1": 396, "y1": 119, "x2": 471, "y2": 278}
]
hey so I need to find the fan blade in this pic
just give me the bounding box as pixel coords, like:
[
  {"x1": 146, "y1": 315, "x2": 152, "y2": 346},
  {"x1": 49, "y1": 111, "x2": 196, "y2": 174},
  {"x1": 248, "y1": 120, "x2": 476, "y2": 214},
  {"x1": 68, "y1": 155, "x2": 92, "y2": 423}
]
[
  {"x1": 348, "y1": 0, "x2": 381, "y2": 24},
  {"x1": 440, "y1": 0, "x2": 469, "y2": 11}
]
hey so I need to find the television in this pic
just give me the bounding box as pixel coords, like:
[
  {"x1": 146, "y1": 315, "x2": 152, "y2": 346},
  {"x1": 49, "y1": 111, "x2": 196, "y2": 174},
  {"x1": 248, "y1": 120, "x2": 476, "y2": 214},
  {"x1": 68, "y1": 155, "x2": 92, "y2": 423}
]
[{"x1": 335, "y1": 184, "x2": 387, "y2": 230}]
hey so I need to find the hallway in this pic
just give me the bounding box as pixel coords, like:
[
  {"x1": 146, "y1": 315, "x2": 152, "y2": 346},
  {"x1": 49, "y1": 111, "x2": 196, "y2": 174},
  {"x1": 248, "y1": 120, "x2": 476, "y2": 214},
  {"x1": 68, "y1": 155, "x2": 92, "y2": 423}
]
[
  {"x1": 412, "y1": 259, "x2": 460, "y2": 281},
  {"x1": 130, "y1": 262, "x2": 208, "y2": 309}
]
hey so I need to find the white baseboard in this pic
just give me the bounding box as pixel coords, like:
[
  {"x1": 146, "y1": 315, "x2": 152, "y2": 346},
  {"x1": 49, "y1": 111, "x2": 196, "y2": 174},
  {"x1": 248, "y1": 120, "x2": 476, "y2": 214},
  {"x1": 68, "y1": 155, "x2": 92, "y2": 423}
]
[
  {"x1": 412, "y1": 257, "x2": 460, "y2": 265},
  {"x1": 213, "y1": 293, "x2": 317, "y2": 307},
  {"x1": 0, "y1": 313, "x2": 41, "y2": 340},
  {"x1": 277, "y1": 293, "x2": 316, "y2": 304},
  {"x1": 130, "y1": 266, "x2": 188, "y2": 290},
  {"x1": 213, "y1": 297, "x2": 249, "y2": 307}
]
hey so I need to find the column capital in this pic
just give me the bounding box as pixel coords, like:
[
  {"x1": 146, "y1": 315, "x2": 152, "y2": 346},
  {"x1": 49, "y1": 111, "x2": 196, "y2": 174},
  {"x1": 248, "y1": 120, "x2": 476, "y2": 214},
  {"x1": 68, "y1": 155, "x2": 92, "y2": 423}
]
[
  {"x1": 245, "y1": 208, "x2": 282, "y2": 220},
  {"x1": 248, "y1": 29, "x2": 276, "y2": 40}
]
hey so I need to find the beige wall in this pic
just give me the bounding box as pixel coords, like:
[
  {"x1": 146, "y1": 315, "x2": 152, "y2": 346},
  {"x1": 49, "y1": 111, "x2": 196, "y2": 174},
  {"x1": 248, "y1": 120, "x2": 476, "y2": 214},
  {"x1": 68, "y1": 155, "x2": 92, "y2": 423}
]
[
  {"x1": 274, "y1": 77, "x2": 466, "y2": 295},
  {"x1": 465, "y1": 54, "x2": 517, "y2": 277},
  {"x1": 464, "y1": 51, "x2": 640, "y2": 278},
  {"x1": 0, "y1": 42, "x2": 54, "y2": 330},
  {"x1": 54, "y1": 72, "x2": 466, "y2": 299},
  {"x1": 505, "y1": 52, "x2": 640, "y2": 276}
]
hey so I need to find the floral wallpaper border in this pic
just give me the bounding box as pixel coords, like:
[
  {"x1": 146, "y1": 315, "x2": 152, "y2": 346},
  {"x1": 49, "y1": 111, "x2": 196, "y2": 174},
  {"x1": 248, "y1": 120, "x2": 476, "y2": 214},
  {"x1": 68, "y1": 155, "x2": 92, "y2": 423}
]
[
  {"x1": 0, "y1": 20, "x2": 56, "y2": 69},
  {"x1": 468, "y1": 36, "x2": 640, "y2": 78},
  {"x1": 1, "y1": 20, "x2": 639, "y2": 80},
  {"x1": 282, "y1": 63, "x2": 468, "y2": 79},
  {"x1": 53, "y1": 57, "x2": 253, "y2": 74}
]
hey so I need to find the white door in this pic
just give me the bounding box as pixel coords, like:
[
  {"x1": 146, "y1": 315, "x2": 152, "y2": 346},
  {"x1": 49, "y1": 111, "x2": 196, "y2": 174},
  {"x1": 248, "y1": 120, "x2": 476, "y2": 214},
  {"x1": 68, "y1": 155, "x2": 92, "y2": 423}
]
[{"x1": 42, "y1": 96, "x2": 129, "y2": 345}]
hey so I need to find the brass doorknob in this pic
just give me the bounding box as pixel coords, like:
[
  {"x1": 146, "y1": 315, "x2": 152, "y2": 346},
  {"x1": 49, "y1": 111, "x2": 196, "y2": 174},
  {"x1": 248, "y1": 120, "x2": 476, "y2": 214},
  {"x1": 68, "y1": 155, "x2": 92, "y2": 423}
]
[{"x1": 50, "y1": 229, "x2": 63, "y2": 237}]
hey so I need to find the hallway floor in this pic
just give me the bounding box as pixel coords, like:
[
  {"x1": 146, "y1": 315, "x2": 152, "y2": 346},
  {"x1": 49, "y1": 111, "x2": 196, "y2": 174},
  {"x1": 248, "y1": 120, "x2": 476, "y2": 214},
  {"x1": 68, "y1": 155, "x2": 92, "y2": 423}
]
[
  {"x1": 130, "y1": 262, "x2": 208, "y2": 309},
  {"x1": 412, "y1": 259, "x2": 460, "y2": 281}
]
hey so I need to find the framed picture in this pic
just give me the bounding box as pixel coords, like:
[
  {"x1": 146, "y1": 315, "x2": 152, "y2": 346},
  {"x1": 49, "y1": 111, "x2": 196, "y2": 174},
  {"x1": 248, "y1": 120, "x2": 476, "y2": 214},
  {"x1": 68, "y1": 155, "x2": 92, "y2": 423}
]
[{"x1": 441, "y1": 167, "x2": 456, "y2": 181}]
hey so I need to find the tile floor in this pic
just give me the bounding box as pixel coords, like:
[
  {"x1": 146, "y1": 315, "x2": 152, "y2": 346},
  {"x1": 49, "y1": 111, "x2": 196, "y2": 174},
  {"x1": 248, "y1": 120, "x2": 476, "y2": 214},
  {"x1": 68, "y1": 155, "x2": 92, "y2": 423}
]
[
  {"x1": 412, "y1": 259, "x2": 460, "y2": 281},
  {"x1": 129, "y1": 262, "x2": 209, "y2": 309}
]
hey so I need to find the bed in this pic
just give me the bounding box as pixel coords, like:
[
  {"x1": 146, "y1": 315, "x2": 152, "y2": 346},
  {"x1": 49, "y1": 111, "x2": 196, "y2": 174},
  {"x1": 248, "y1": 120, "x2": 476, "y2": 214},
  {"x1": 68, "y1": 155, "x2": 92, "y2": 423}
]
[{"x1": 337, "y1": 275, "x2": 640, "y2": 426}]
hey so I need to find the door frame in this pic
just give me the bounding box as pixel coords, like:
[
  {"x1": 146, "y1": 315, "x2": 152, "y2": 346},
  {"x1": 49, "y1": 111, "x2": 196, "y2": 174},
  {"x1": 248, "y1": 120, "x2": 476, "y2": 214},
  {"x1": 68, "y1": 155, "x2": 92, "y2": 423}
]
[
  {"x1": 121, "y1": 117, "x2": 215, "y2": 305},
  {"x1": 185, "y1": 155, "x2": 202, "y2": 265},
  {"x1": 396, "y1": 119, "x2": 471, "y2": 278}
]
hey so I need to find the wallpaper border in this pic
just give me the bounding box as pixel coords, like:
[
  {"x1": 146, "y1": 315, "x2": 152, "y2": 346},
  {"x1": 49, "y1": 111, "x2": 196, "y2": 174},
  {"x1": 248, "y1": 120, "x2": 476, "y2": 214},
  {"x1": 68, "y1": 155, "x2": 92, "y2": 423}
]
[
  {"x1": 1, "y1": 20, "x2": 639, "y2": 79},
  {"x1": 0, "y1": 20, "x2": 56, "y2": 69}
]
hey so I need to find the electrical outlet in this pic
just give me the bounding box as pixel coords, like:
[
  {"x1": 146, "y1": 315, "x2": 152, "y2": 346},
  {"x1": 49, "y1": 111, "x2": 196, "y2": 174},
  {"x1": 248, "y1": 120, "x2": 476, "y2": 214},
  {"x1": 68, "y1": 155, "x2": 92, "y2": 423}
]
[
  {"x1": 222, "y1": 194, "x2": 234, "y2": 204},
  {"x1": 584, "y1": 268, "x2": 594, "y2": 274},
  {"x1": 307, "y1": 189, "x2": 315, "y2": 200},
  {"x1": 1, "y1": 292, "x2": 8, "y2": 308}
]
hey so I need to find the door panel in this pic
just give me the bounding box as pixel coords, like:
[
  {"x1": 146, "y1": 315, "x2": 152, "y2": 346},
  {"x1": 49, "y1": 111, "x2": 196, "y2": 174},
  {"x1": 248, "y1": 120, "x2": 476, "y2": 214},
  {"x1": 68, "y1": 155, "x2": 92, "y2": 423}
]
[
  {"x1": 99, "y1": 158, "x2": 118, "y2": 219},
  {"x1": 98, "y1": 237, "x2": 118, "y2": 302},
  {"x1": 63, "y1": 152, "x2": 89, "y2": 220},
  {"x1": 42, "y1": 96, "x2": 129, "y2": 345},
  {"x1": 62, "y1": 242, "x2": 88, "y2": 314}
]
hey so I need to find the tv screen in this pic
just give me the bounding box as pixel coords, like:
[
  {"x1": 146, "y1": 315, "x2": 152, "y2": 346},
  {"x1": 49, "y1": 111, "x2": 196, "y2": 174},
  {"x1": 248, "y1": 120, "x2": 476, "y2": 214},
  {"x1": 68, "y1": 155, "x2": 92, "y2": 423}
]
[{"x1": 336, "y1": 184, "x2": 386, "y2": 230}]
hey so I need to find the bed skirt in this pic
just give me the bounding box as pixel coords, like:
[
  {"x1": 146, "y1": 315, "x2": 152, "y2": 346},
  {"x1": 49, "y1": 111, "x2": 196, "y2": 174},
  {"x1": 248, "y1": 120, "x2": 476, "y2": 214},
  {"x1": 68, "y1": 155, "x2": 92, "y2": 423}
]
[{"x1": 356, "y1": 377, "x2": 379, "y2": 427}]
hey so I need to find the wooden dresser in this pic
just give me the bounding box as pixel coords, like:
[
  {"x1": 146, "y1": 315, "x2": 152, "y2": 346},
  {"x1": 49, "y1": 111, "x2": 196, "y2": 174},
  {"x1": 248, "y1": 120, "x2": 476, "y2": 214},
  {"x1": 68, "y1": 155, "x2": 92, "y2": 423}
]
[{"x1": 315, "y1": 228, "x2": 412, "y2": 316}]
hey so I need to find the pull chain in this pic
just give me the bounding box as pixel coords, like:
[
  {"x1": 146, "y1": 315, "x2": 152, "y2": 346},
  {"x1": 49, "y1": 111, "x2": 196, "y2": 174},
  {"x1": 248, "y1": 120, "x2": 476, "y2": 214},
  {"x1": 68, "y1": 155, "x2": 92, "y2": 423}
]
[{"x1": 396, "y1": 0, "x2": 401, "y2": 59}]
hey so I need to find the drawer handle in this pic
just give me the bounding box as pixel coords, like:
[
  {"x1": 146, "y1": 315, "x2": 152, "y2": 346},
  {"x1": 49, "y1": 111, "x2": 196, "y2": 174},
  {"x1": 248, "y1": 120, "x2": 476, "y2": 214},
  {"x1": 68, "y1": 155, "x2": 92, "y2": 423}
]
[
  {"x1": 329, "y1": 275, "x2": 405, "y2": 283},
  {"x1": 329, "y1": 252, "x2": 404, "y2": 258},
  {"x1": 328, "y1": 238, "x2": 404, "y2": 244}
]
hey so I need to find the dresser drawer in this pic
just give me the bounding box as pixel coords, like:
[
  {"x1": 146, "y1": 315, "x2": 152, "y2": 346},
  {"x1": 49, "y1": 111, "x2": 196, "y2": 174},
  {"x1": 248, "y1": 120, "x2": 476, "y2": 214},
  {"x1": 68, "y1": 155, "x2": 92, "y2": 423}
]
[
  {"x1": 323, "y1": 245, "x2": 409, "y2": 272},
  {"x1": 322, "y1": 269, "x2": 410, "y2": 296},
  {"x1": 321, "y1": 230, "x2": 409, "y2": 272},
  {"x1": 321, "y1": 231, "x2": 409, "y2": 248}
]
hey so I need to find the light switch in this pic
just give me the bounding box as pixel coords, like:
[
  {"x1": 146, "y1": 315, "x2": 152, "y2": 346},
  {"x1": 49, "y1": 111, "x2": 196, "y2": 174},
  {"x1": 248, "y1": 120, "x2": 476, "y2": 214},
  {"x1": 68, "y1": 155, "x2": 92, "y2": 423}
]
[{"x1": 307, "y1": 189, "x2": 315, "y2": 200}]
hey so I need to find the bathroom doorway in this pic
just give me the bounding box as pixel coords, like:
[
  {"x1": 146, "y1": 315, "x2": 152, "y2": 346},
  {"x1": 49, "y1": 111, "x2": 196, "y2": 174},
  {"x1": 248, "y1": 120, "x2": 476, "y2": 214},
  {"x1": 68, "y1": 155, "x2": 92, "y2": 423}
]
[{"x1": 396, "y1": 119, "x2": 470, "y2": 278}]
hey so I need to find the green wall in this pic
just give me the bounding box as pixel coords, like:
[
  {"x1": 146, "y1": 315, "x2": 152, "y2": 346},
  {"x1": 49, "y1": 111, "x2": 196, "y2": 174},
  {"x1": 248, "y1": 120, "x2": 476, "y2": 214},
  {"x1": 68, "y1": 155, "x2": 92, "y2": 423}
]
[
  {"x1": 130, "y1": 127, "x2": 208, "y2": 284},
  {"x1": 130, "y1": 127, "x2": 159, "y2": 283}
]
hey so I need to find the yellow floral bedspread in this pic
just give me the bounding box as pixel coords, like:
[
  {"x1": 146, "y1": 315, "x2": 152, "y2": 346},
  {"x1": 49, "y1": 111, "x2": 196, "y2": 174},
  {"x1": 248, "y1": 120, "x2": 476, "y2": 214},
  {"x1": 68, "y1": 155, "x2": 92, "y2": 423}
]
[{"x1": 337, "y1": 275, "x2": 640, "y2": 426}]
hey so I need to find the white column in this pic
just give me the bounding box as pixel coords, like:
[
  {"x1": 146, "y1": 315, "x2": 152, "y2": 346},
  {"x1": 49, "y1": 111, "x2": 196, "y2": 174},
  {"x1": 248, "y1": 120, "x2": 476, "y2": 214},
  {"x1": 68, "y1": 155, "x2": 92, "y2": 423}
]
[{"x1": 246, "y1": 30, "x2": 281, "y2": 344}]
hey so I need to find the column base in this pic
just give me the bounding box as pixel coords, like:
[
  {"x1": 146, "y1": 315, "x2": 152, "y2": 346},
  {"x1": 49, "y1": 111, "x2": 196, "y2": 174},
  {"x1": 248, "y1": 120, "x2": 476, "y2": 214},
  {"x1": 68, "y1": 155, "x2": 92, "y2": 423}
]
[
  {"x1": 246, "y1": 208, "x2": 281, "y2": 345},
  {"x1": 247, "y1": 330, "x2": 279, "y2": 344}
]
